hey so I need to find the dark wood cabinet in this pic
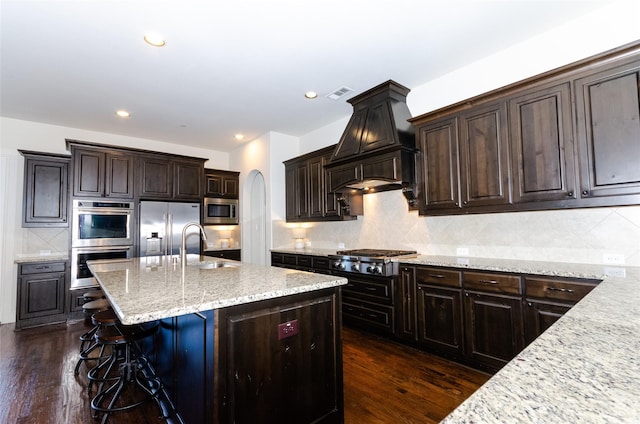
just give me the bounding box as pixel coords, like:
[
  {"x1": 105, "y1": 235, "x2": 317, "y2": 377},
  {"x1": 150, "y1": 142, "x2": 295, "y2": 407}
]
[
  {"x1": 340, "y1": 273, "x2": 395, "y2": 336},
  {"x1": 411, "y1": 42, "x2": 640, "y2": 216},
  {"x1": 19, "y1": 151, "x2": 70, "y2": 227},
  {"x1": 216, "y1": 289, "x2": 343, "y2": 423},
  {"x1": 16, "y1": 261, "x2": 67, "y2": 329},
  {"x1": 415, "y1": 267, "x2": 464, "y2": 358},
  {"x1": 284, "y1": 145, "x2": 361, "y2": 222},
  {"x1": 523, "y1": 276, "x2": 598, "y2": 345},
  {"x1": 575, "y1": 58, "x2": 640, "y2": 200},
  {"x1": 509, "y1": 82, "x2": 576, "y2": 203},
  {"x1": 270, "y1": 252, "x2": 330, "y2": 274},
  {"x1": 71, "y1": 147, "x2": 134, "y2": 199},
  {"x1": 138, "y1": 155, "x2": 204, "y2": 200},
  {"x1": 462, "y1": 270, "x2": 523, "y2": 372},
  {"x1": 417, "y1": 117, "x2": 460, "y2": 211},
  {"x1": 395, "y1": 266, "x2": 417, "y2": 342},
  {"x1": 204, "y1": 169, "x2": 239, "y2": 199},
  {"x1": 459, "y1": 102, "x2": 511, "y2": 208},
  {"x1": 203, "y1": 249, "x2": 241, "y2": 261}
]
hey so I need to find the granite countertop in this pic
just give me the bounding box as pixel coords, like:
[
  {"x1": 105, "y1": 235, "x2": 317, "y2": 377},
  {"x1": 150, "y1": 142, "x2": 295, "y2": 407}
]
[
  {"x1": 271, "y1": 247, "x2": 339, "y2": 257},
  {"x1": 87, "y1": 254, "x2": 347, "y2": 325},
  {"x1": 400, "y1": 255, "x2": 639, "y2": 423},
  {"x1": 14, "y1": 252, "x2": 69, "y2": 263}
]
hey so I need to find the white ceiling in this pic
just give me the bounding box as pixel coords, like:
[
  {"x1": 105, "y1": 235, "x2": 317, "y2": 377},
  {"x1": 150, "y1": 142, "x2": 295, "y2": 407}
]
[{"x1": 1, "y1": 0, "x2": 612, "y2": 152}]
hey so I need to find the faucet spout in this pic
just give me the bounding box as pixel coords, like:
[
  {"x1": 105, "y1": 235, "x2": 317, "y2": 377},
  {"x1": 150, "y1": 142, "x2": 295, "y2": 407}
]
[{"x1": 181, "y1": 222, "x2": 208, "y2": 267}]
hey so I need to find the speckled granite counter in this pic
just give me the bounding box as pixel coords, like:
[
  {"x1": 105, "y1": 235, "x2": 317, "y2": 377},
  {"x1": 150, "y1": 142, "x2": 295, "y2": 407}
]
[
  {"x1": 398, "y1": 255, "x2": 640, "y2": 423},
  {"x1": 14, "y1": 252, "x2": 68, "y2": 263},
  {"x1": 87, "y1": 254, "x2": 347, "y2": 325},
  {"x1": 271, "y1": 247, "x2": 339, "y2": 257}
]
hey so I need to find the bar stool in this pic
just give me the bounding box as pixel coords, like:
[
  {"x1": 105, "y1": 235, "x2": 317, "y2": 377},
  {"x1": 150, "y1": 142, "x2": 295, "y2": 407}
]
[
  {"x1": 74, "y1": 308, "x2": 118, "y2": 384},
  {"x1": 90, "y1": 321, "x2": 165, "y2": 424},
  {"x1": 78, "y1": 298, "x2": 111, "y2": 352}
]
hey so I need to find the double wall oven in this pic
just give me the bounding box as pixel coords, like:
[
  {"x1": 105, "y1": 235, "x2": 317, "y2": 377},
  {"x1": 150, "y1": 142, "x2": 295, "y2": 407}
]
[{"x1": 70, "y1": 200, "x2": 134, "y2": 289}]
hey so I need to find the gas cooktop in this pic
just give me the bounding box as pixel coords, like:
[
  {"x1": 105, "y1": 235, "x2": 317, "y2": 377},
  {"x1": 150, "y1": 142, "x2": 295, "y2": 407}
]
[
  {"x1": 328, "y1": 249, "x2": 417, "y2": 276},
  {"x1": 334, "y1": 249, "x2": 417, "y2": 258}
]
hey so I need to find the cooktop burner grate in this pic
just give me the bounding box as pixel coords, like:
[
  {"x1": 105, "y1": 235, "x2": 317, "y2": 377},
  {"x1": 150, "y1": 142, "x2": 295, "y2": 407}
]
[{"x1": 335, "y1": 249, "x2": 417, "y2": 258}]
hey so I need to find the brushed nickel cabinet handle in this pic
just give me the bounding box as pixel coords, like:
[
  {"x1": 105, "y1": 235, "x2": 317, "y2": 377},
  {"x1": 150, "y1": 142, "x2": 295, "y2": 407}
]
[
  {"x1": 546, "y1": 287, "x2": 575, "y2": 293},
  {"x1": 479, "y1": 279, "x2": 498, "y2": 285},
  {"x1": 429, "y1": 274, "x2": 445, "y2": 279}
]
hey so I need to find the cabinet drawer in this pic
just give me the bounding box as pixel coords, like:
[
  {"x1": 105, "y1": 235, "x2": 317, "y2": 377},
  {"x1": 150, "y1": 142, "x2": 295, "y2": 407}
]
[
  {"x1": 312, "y1": 257, "x2": 331, "y2": 271},
  {"x1": 463, "y1": 271, "x2": 521, "y2": 294},
  {"x1": 297, "y1": 256, "x2": 312, "y2": 268},
  {"x1": 525, "y1": 277, "x2": 599, "y2": 303},
  {"x1": 283, "y1": 255, "x2": 298, "y2": 266},
  {"x1": 342, "y1": 300, "x2": 393, "y2": 328},
  {"x1": 416, "y1": 267, "x2": 461, "y2": 288},
  {"x1": 20, "y1": 261, "x2": 66, "y2": 275},
  {"x1": 342, "y1": 279, "x2": 392, "y2": 302}
]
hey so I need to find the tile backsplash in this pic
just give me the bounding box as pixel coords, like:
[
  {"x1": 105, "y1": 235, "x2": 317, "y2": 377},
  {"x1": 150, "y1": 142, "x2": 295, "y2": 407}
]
[
  {"x1": 21, "y1": 228, "x2": 69, "y2": 255},
  {"x1": 273, "y1": 190, "x2": 640, "y2": 266}
]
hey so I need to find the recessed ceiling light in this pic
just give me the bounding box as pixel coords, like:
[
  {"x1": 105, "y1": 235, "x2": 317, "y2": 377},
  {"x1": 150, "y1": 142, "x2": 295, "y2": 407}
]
[
  {"x1": 305, "y1": 91, "x2": 318, "y2": 99},
  {"x1": 144, "y1": 33, "x2": 166, "y2": 47},
  {"x1": 234, "y1": 134, "x2": 245, "y2": 140},
  {"x1": 115, "y1": 110, "x2": 131, "y2": 118}
]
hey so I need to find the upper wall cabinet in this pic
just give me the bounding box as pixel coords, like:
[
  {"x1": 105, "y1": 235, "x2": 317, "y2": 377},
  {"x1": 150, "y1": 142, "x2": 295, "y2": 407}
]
[
  {"x1": 69, "y1": 146, "x2": 134, "y2": 199},
  {"x1": 138, "y1": 155, "x2": 204, "y2": 201},
  {"x1": 19, "y1": 151, "x2": 70, "y2": 227},
  {"x1": 411, "y1": 41, "x2": 640, "y2": 215},
  {"x1": 284, "y1": 145, "x2": 362, "y2": 222},
  {"x1": 205, "y1": 169, "x2": 239, "y2": 199},
  {"x1": 509, "y1": 82, "x2": 576, "y2": 203},
  {"x1": 575, "y1": 59, "x2": 640, "y2": 200}
]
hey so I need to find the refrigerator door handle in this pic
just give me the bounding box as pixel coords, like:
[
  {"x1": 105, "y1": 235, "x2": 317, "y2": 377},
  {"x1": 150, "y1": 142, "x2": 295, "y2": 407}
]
[
  {"x1": 169, "y1": 213, "x2": 174, "y2": 256},
  {"x1": 163, "y1": 213, "x2": 169, "y2": 256}
]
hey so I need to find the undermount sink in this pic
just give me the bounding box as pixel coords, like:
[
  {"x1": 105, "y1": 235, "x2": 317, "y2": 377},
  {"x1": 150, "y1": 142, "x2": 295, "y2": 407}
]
[{"x1": 198, "y1": 261, "x2": 239, "y2": 270}]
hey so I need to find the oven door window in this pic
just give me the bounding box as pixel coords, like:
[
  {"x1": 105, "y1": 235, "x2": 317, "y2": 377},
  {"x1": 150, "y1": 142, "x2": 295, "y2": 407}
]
[
  {"x1": 76, "y1": 250, "x2": 129, "y2": 279},
  {"x1": 78, "y1": 214, "x2": 128, "y2": 240}
]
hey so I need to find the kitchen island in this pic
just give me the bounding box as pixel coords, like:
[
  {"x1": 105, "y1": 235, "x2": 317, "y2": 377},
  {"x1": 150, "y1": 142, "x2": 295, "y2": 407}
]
[{"x1": 87, "y1": 255, "x2": 347, "y2": 424}]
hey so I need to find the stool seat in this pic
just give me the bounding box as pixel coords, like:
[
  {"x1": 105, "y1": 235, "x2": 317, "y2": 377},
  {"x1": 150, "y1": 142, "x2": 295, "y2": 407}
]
[
  {"x1": 83, "y1": 290, "x2": 105, "y2": 302},
  {"x1": 83, "y1": 298, "x2": 110, "y2": 312},
  {"x1": 91, "y1": 309, "x2": 119, "y2": 326}
]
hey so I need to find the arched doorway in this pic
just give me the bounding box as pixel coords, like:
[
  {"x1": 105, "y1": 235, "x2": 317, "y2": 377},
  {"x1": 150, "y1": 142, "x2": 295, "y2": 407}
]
[{"x1": 244, "y1": 170, "x2": 267, "y2": 265}]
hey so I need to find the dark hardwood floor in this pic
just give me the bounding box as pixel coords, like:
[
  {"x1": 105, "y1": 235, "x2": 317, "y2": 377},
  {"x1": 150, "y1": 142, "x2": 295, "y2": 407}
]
[{"x1": 0, "y1": 321, "x2": 489, "y2": 423}]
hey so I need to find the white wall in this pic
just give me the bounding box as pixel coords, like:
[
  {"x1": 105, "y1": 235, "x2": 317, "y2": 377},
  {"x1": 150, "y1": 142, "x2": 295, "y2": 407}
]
[
  {"x1": 272, "y1": 1, "x2": 640, "y2": 265},
  {"x1": 0, "y1": 117, "x2": 229, "y2": 324}
]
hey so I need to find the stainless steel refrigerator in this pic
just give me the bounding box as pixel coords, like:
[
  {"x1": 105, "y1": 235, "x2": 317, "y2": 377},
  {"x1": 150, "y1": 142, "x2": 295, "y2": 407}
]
[{"x1": 139, "y1": 201, "x2": 201, "y2": 257}]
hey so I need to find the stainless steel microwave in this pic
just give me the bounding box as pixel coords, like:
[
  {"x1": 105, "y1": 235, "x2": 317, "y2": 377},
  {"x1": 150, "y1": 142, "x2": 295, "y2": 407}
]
[{"x1": 203, "y1": 198, "x2": 238, "y2": 225}]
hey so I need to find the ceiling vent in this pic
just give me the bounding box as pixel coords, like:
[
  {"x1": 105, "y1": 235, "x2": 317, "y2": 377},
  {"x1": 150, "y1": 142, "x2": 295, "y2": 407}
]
[{"x1": 326, "y1": 86, "x2": 354, "y2": 101}]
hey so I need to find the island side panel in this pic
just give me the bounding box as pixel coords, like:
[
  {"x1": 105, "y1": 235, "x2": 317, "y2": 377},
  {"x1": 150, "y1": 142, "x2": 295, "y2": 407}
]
[{"x1": 215, "y1": 287, "x2": 344, "y2": 424}]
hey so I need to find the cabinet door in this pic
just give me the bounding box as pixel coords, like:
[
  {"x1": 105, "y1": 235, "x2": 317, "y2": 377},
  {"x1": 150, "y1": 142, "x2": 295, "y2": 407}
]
[
  {"x1": 416, "y1": 285, "x2": 463, "y2": 358},
  {"x1": 459, "y1": 102, "x2": 511, "y2": 207},
  {"x1": 139, "y1": 156, "x2": 173, "y2": 199},
  {"x1": 417, "y1": 116, "x2": 461, "y2": 211},
  {"x1": 73, "y1": 149, "x2": 104, "y2": 197},
  {"x1": 308, "y1": 156, "x2": 324, "y2": 218},
  {"x1": 285, "y1": 162, "x2": 309, "y2": 221},
  {"x1": 205, "y1": 173, "x2": 224, "y2": 196},
  {"x1": 174, "y1": 160, "x2": 202, "y2": 200},
  {"x1": 396, "y1": 266, "x2": 417, "y2": 342},
  {"x1": 219, "y1": 293, "x2": 341, "y2": 423},
  {"x1": 222, "y1": 176, "x2": 239, "y2": 198},
  {"x1": 463, "y1": 291, "x2": 523, "y2": 372},
  {"x1": 509, "y1": 82, "x2": 576, "y2": 203},
  {"x1": 105, "y1": 152, "x2": 134, "y2": 199},
  {"x1": 523, "y1": 300, "x2": 571, "y2": 346},
  {"x1": 23, "y1": 156, "x2": 69, "y2": 227},
  {"x1": 575, "y1": 60, "x2": 640, "y2": 198},
  {"x1": 17, "y1": 270, "x2": 66, "y2": 329}
]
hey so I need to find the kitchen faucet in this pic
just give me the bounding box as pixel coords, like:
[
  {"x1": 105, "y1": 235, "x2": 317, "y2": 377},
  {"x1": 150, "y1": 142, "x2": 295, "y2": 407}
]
[{"x1": 181, "y1": 222, "x2": 208, "y2": 267}]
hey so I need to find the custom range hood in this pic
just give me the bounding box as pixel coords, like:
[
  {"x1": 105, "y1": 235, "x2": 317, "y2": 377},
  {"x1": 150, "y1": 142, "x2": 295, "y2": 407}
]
[{"x1": 325, "y1": 80, "x2": 418, "y2": 206}]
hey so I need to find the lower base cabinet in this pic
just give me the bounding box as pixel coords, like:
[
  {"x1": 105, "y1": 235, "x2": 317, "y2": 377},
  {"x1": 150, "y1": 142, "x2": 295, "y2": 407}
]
[
  {"x1": 417, "y1": 285, "x2": 464, "y2": 358},
  {"x1": 16, "y1": 261, "x2": 67, "y2": 329},
  {"x1": 143, "y1": 287, "x2": 343, "y2": 424}
]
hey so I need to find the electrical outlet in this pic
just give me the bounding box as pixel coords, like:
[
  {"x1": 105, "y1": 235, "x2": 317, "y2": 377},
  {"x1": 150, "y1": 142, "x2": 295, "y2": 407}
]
[
  {"x1": 602, "y1": 253, "x2": 625, "y2": 265},
  {"x1": 456, "y1": 247, "x2": 469, "y2": 257},
  {"x1": 604, "y1": 266, "x2": 626, "y2": 278},
  {"x1": 338, "y1": 242, "x2": 345, "y2": 249},
  {"x1": 278, "y1": 320, "x2": 299, "y2": 340}
]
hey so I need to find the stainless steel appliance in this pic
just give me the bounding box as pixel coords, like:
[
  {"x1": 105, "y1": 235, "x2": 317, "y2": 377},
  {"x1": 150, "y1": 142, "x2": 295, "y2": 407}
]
[
  {"x1": 328, "y1": 249, "x2": 417, "y2": 277},
  {"x1": 203, "y1": 197, "x2": 238, "y2": 225},
  {"x1": 70, "y1": 245, "x2": 132, "y2": 289},
  {"x1": 71, "y1": 200, "x2": 134, "y2": 247},
  {"x1": 139, "y1": 201, "x2": 201, "y2": 257}
]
